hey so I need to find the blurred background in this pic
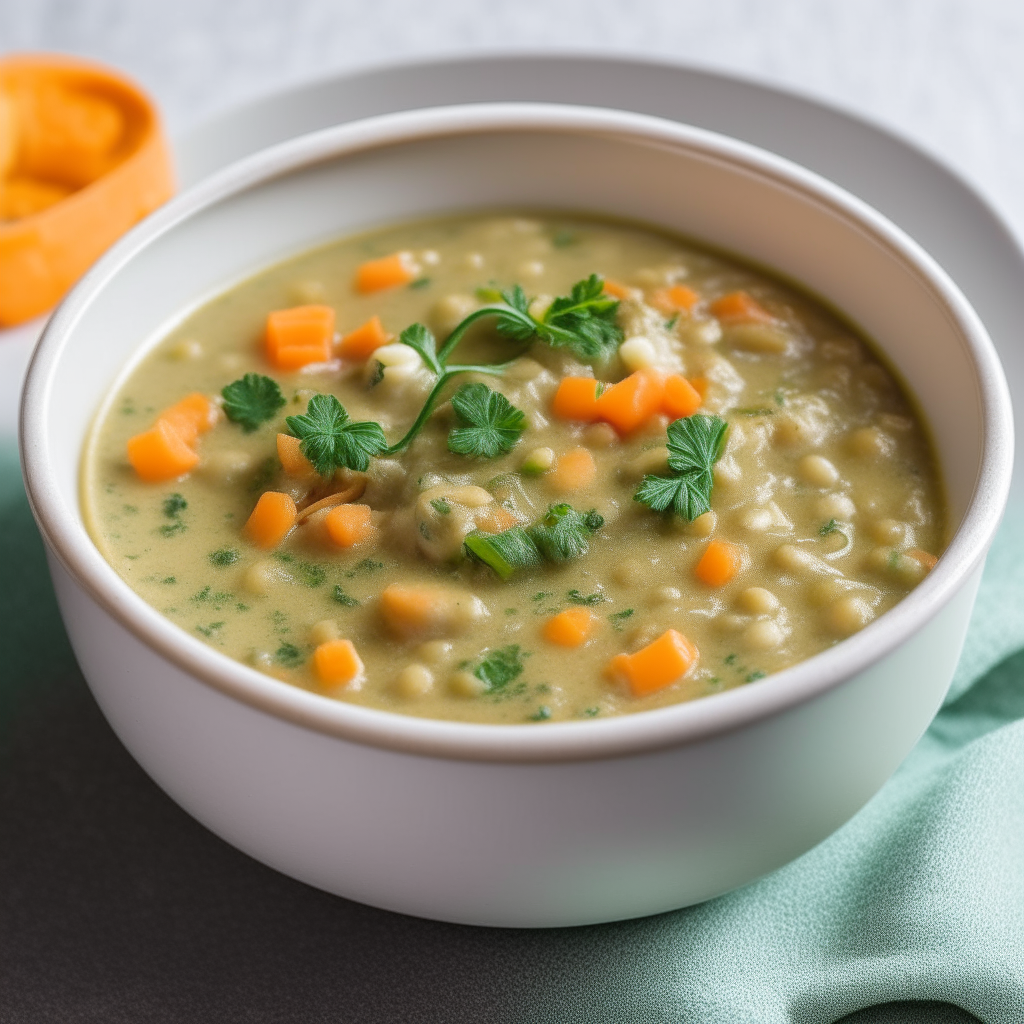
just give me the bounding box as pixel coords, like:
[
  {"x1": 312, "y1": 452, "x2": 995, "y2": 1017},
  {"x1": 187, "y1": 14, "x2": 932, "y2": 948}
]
[{"x1": 4, "y1": 0, "x2": 1024, "y2": 237}]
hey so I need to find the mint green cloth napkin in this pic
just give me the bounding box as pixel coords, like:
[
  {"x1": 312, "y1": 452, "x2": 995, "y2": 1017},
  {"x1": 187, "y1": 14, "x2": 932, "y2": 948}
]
[{"x1": 1, "y1": 439, "x2": 1021, "y2": 1023}]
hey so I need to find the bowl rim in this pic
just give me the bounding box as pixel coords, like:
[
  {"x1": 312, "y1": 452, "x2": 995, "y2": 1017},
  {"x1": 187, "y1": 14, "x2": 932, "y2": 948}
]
[{"x1": 19, "y1": 102, "x2": 1014, "y2": 763}]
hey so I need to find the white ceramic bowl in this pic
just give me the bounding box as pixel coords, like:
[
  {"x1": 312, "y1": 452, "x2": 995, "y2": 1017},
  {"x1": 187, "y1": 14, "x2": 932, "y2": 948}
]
[{"x1": 20, "y1": 104, "x2": 1013, "y2": 927}]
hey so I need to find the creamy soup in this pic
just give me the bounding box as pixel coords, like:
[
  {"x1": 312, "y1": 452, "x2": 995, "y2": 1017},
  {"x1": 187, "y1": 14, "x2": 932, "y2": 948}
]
[{"x1": 83, "y1": 213, "x2": 946, "y2": 724}]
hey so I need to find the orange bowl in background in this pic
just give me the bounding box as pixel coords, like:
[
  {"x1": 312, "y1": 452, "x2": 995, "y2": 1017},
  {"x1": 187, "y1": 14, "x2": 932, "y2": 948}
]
[{"x1": 0, "y1": 53, "x2": 175, "y2": 326}]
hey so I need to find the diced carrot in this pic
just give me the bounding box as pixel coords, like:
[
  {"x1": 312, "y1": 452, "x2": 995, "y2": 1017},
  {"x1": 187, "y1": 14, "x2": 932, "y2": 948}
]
[
  {"x1": 602, "y1": 278, "x2": 635, "y2": 300},
  {"x1": 277, "y1": 433, "x2": 316, "y2": 477},
  {"x1": 549, "y1": 446, "x2": 596, "y2": 492},
  {"x1": 689, "y1": 376, "x2": 710, "y2": 399},
  {"x1": 354, "y1": 251, "x2": 417, "y2": 294},
  {"x1": 650, "y1": 284, "x2": 700, "y2": 314},
  {"x1": 378, "y1": 584, "x2": 451, "y2": 639},
  {"x1": 313, "y1": 639, "x2": 364, "y2": 688},
  {"x1": 543, "y1": 607, "x2": 595, "y2": 648},
  {"x1": 695, "y1": 539, "x2": 743, "y2": 587},
  {"x1": 338, "y1": 315, "x2": 391, "y2": 360},
  {"x1": 476, "y1": 506, "x2": 517, "y2": 534},
  {"x1": 324, "y1": 503, "x2": 375, "y2": 548},
  {"x1": 595, "y1": 369, "x2": 665, "y2": 434},
  {"x1": 709, "y1": 291, "x2": 774, "y2": 324},
  {"x1": 244, "y1": 491, "x2": 297, "y2": 549},
  {"x1": 265, "y1": 305, "x2": 335, "y2": 370},
  {"x1": 606, "y1": 629, "x2": 699, "y2": 697},
  {"x1": 126, "y1": 419, "x2": 200, "y2": 482},
  {"x1": 158, "y1": 392, "x2": 216, "y2": 446},
  {"x1": 661, "y1": 374, "x2": 703, "y2": 419},
  {"x1": 907, "y1": 549, "x2": 938, "y2": 571},
  {"x1": 551, "y1": 377, "x2": 602, "y2": 422}
]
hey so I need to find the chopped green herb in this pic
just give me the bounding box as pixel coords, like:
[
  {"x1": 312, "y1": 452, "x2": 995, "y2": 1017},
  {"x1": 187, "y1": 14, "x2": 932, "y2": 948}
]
[
  {"x1": 236, "y1": 603, "x2": 249, "y2": 612},
  {"x1": 608, "y1": 609, "x2": 635, "y2": 629},
  {"x1": 774, "y1": 389, "x2": 786, "y2": 407},
  {"x1": 161, "y1": 576, "x2": 176, "y2": 585},
  {"x1": 464, "y1": 504, "x2": 604, "y2": 580},
  {"x1": 551, "y1": 229, "x2": 578, "y2": 248},
  {"x1": 221, "y1": 373, "x2": 286, "y2": 432},
  {"x1": 285, "y1": 393, "x2": 388, "y2": 475},
  {"x1": 409, "y1": 277, "x2": 431, "y2": 289},
  {"x1": 344, "y1": 558, "x2": 385, "y2": 578},
  {"x1": 430, "y1": 498, "x2": 451, "y2": 515},
  {"x1": 733, "y1": 407, "x2": 777, "y2": 417},
  {"x1": 158, "y1": 522, "x2": 186, "y2": 537},
  {"x1": 332, "y1": 585, "x2": 359, "y2": 607},
  {"x1": 473, "y1": 645, "x2": 526, "y2": 694},
  {"x1": 296, "y1": 562, "x2": 326, "y2": 588},
  {"x1": 532, "y1": 592, "x2": 554, "y2": 602},
  {"x1": 368, "y1": 360, "x2": 385, "y2": 387},
  {"x1": 724, "y1": 653, "x2": 737, "y2": 665},
  {"x1": 209, "y1": 548, "x2": 240, "y2": 567},
  {"x1": 195, "y1": 621, "x2": 225, "y2": 638},
  {"x1": 888, "y1": 549, "x2": 903, "y2": 569},
  {"x1": 566, "y1": 589, "x2": 606, "y2": 606},
  {"x1": 746, "y1": 670, "x2": 767, "y2": 683},
  {"x1": 634, "y1": 414, "x2": 728, "y2": 521},
  {"x1": 505, "y1": 607, "x2": 519, "y2": 615},
  {"x1": 275, "y1": 643, "x2": 304, "y2": 668},
  {"x1": 122, "y1": 504, "x2": 138, "y2": 514},
  {"x1": 162, "y1": 493, "x2": 187, "y2": 518},
  {"x1": 582, "y1": 706, "x2": 600, "y2": 718},
  {"x1": 819, "y1": 519, "x2": 840, "y2": 537},
  {"x1": 447, "y1": 382, "x2": 526, "y2": 458},
  {"x1": 664, "y1": 315, "x2": 679, "y2": 331},
  {"x1": 528, "y1": 705, "x2": 552, "y2": 722}
]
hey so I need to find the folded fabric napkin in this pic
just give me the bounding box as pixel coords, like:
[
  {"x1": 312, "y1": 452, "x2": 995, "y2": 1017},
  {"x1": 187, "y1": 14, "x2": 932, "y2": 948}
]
[{"x1": 1, "y1": 441, "x2": 1020, "y2": 1023}]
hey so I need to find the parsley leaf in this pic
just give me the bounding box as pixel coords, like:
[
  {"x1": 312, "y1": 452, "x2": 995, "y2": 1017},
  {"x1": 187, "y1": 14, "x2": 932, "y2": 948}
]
[
  {"x1": 634, "y1": 414, "x2": 729, "y2": 521},
  {"x1": 819, "y1": 518, "x2": 840, "y2": 536},
  {"x1": 221, "y1": 373, "x2": 286, "y2": 432},
  {"x1": 567, "y1": 589, "x2": 606, "y2": 606},
  {"x1": 473, "y1": 645, "x2": 526, "y2": 693},
  {"x1": 528, "y1": 503, "x2": 604, "y2": 563},
  {"x1": 285, "y1": 394, "x2": 387, "y2": 475},
  {"x1": 398, "y1": 322, "x2": 442, "y2": 374},
  {"x1": 447, "y1": 383, "x2": 526, "y2": 458},
  {"x1": 534, "y1": 274, "x2": 623, "y2": 359}
]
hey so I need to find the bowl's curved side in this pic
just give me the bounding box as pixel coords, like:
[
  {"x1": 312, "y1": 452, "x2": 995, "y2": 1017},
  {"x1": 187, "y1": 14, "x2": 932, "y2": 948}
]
[
  {"x1": 20, "y1": 105, "x2": 1013, "y2": 765},
  {"x1": 48, "y1": 546, "x2": 984, "y2": 926}
]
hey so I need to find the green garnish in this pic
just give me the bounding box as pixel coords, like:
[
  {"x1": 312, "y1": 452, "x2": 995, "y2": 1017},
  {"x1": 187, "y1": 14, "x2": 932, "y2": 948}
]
[
  {"x1": 275, "y1": 643, "x2": 304, "y2": 668},
  {"x1": 634, "y1": 414, "x2": 728, "y2": 521},
  {"x1": 734, "y1": 407, "x2": 776, "y2": 417},
  {"x1": 221, "y1": 373, "x2": 286, "y2": 432},
  {"x1": 332, "y1": 585, "x2": 359, "y2": 607},
  {"x1": 409, "y1": 277, "x2": 431, "y2": 289},
  {"x1": 162, "y1": 493, "x2": 187, "y2": 518},
  {"x1": 819, "y1": 519, "x2": 840, "y2": 536},
  {"x1": 430, "y1": 498, "x2": 451, "y2": 515},
  {"x1": 447, "y1": 382, "x2": 526, "y2": 458},
  {"x1": 551, "y1": 229, "x2": 578, "y2": 248},
  {"x1": 608, "y1": 608, "x2": 635, "y2": 630},
  {"x1": 473, "y1": 645, "x2": 526, "y2": 694},
  {"x1": 529, "y1": 706, "x2": 552, "y2": 721},
  {"x1": 566, "y1": 589, "x2": 606, "y2": 606},
  {"x1": 746, "y1": 670, "x2": 767, "y2": 683},
  {"x1": 209, "y1": 548, "x2": 239, "y2": 567},
  {"x1": 285, "y1": 393, "x2": 388, "y2": 476},
  {"x1": 464, "y1": 504, "x2": 605, "y2": 580}
]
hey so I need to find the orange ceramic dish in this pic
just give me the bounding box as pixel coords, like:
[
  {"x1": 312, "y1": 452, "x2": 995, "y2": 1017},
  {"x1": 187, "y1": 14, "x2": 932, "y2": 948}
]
[{"x1": 0, "y1": 53, "x2": 174, "y2": 326}]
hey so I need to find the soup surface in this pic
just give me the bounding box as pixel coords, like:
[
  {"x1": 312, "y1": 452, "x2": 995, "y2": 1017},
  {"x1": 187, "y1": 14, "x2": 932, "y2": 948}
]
[{"x1": 83, "y1": 213, "x2": 946, "y2": 723}]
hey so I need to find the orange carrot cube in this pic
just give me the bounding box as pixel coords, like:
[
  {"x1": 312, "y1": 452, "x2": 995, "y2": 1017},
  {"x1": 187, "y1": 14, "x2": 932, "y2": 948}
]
[
  {"x1": 661, "y1": 375, "x2": 703, "y2": 419},
  {"x1": 244, "y1": 491, "x2": 297, "y2": 549},
  {"x1": 709, "y1": 291, "x2": 773, "y2": 324},
  {"x1": 602, "y1": 279, "x2": 636, "y2": 300},
  {"x1": 595, "y1": 369, "x2": 665, "y2": 434},
  {"x1": 159, "y1": 392, "x2": 216, "y2": 446},
  {"x1": 354, "y1": 251, "x2": 416, "y2": 294},
  {"x1": 695, "y1": 539, "x2": 743, "y2": 587},
  {"x1": 543, "y1": 607, "x2": 595, "y2": 647},
  {"x1": 907, "y1": 549, "x2": 938, "y2": 571},
  {"x1": 126, "y1": 419, "x2": 200, "y2": 482},
  {"x1": 607, "y1": 629, "x2": 699, "y2": 697},
  {"x1": 339, "y1": 315, "x2": 391, "y2": 360},
  {"x1": 324, "y1": 504, "x2": 375, "y2": 548},
  {"x1": 276, "y1": 433, "x2": 316, "y2": 477},
  {"x1": 265, "y1": 305, "x2": 335, "y2": 370},
  {"x1": 650, "y1": 284, "x2": 699, "y2": 314},
  {"x1": 313, "y1": 639, "x2": 364, "y2": 688},
  {"x1": 548, "y1": 446, "x2": 596, "y2": 493},
  {"x1": 476, "y1": 506, "x2": 517, "y2": 534},
  {"x1": 551, "y1": 377, "x2": 602, "y2": 422}
]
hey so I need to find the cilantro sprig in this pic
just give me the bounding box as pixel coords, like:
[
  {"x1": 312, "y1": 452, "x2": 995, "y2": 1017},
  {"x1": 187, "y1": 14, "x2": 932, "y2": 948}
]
[
  {"x1": 464, "y1": 503, "x2": 605, "y2": 580},
  {"x1": 447, "y1": 382, "x2": 526, "y2": 458},
  {"x1": 222, "y1": 373, "x2": 286, "y2": 432},
  {"x1": 285, "y1": 394, "x2": 387, "y2": 475},
  {"x1": 634, "y1": 414, "x2": 729, "y2": 521}
]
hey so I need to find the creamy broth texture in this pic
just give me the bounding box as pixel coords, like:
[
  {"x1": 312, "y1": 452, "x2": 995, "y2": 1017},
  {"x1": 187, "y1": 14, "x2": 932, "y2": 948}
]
[{"x1": 83, "y1": 214, "x2": 946, "y2": 724}]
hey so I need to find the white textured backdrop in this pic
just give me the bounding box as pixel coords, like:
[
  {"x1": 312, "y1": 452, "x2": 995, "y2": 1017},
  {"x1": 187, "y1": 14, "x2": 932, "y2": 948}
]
[{"x1": 3, "y1": 0, "x2": 1024, "y2": 238}]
